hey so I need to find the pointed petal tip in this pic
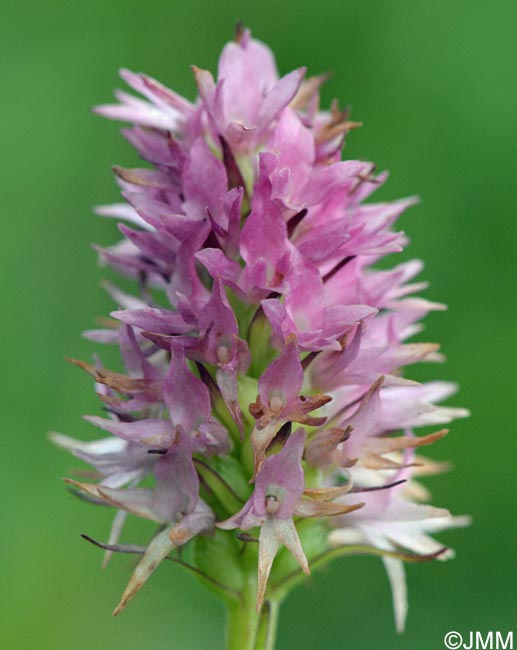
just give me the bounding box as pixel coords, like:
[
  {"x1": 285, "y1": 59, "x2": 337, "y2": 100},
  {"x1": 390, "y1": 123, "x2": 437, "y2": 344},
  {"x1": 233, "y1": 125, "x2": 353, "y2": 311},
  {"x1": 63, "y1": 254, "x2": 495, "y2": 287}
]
[
  {"x1": 48, "y1": 431, "x2": 69, "y2": 447},
  {"x1": 118, "y1": 67, "x2": 136, "y2": 82},
  {"x1": 191, "y1": 65, "x2": 211, "y2": 83},
  {"x1": 112, "y1": 601, "x2": 126, "y2": 617}
]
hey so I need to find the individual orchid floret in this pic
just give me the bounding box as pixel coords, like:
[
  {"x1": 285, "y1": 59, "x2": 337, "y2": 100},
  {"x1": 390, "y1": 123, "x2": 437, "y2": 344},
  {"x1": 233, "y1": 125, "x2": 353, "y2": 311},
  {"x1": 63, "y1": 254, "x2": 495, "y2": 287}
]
[
  {"x1": 329, "y1": 465, "x2": 470, "y2": 632},
  {"x1": 193, "y1": 28, "x2": 305, "y2": 153},
  {"x1": 94, "y1": 68, "x2": 194, "y2": 131},
  {"x1": 50, "y1": 432, "x2": 157, "y2": 568},
  {"x1": 217, "y1": 430, "x2": 307, "y2": 587},
  {"x1": 162, "y1": 341, "x2": 231, "y2": 455},
  {"x1": 309, "y1": 374, "x2": 465, "y2": 471},
  {"x1": 262, "y1": 248, "x2": 377, "y2": 350},
  {"x1": 64, "y1": 355, "x2": 162, "y2": 415},
  {"x1": 64, "y1": 427, "x2": 200, "y2": 527},
  {"x1": 218, "y1": 429, "x2": 363, "y2": 610},
  {"x1": 248, "y1": 335, "x2": 330, "y2": 474},
  {"x1": 311, "y1": 322, "x2": 442, "y2": 391},
  {"x1": 135, "y1": 279, "x2": 251, "y2": 433},
  {"x1": 82, "y1": 342, "x2": 230, "y2": 455},
  {"x1": 110, "y1": 281, "x2": 250, "y2": 432},
  {"x1": 193, "y1": 278, "x2": 251, "y2": 430},
  {"x1": 196, "y1": 161, "x2": 292, "y2": 303},
  {"x1": 51, "y1": 433, "x2": 155, "y2": 491},
  {"x1": 65, "y1": 426, "x2": 214, "y2": 614}
]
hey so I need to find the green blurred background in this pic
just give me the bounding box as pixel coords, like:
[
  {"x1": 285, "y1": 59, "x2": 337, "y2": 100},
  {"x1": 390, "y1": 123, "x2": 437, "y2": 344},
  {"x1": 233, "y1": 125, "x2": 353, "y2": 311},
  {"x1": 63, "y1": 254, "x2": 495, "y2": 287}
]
[{"x1": 2, "y1": 0, "x2": 516, "y2": 648}]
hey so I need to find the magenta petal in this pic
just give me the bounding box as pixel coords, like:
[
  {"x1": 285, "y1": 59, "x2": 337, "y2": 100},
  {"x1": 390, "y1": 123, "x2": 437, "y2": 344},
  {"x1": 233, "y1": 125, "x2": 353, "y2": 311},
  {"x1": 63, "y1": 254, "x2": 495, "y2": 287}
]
[
  {"x1": 258, "y1": 335, "x2": 303, "y2": 414},
  {"x1": 254, "y1": 428, "x2": 306, "y2": 518},
  {"x1": 84, "y1": 415, "x2": 176, "y2": 447},
  {"x1": 182, "y1": 138, "x2": 228, "y2": 219},
  {"x1": 111, "y1": 307, "x2": 194, "y2": 334},
  {"x1": 216, "y1": 34, "x2": 278, "y2": 131},
  {"x1": 240, "y1": 161, "x2": 289, "y2": 280},
  {"x1": 255, "y1": 68, "x2": 306, "y2": 133},
  {"x1": 217, "y1": 34, "x2": 278, "y2": 113},
  {"x1": 162, "y1": 343, "x2": 211, "y2": 433},
  {"x1": 341, "y1": 378, "x2": 384, "y2": 458},
  {"x1": 152, "y1": 428, "x2": 199, "y2": 520}
]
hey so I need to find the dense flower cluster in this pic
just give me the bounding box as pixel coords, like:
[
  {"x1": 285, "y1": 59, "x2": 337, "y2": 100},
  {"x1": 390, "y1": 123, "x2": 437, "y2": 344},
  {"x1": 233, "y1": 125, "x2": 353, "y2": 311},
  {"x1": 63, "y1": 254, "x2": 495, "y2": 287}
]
[{"x1": 53, "y1": 27, "x2": 469, "y2": 634}]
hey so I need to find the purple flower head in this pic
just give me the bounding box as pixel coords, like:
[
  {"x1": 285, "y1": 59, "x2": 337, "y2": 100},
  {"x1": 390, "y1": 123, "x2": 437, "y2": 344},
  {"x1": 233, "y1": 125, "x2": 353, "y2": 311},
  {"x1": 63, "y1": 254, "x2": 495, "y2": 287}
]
[{"x1": 55, "y1": 26, "x2": 469, "y2": 638}]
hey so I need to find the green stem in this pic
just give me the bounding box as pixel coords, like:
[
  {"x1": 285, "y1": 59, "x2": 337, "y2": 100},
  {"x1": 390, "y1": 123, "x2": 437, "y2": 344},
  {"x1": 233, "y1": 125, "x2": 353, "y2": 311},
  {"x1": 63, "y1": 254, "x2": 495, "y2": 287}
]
[
  {"x1": 254, "y1": 600, "x2": 280, "y2": 650},
  {"x1": 226, "y1": 599, "x2": 261, "y2": 650},
  {"x1": 225, "y1": 547, "x2": 281, "y2": 650},
  {"x1": 226, "y1": 599, "x2": 281, "y2": 650}
]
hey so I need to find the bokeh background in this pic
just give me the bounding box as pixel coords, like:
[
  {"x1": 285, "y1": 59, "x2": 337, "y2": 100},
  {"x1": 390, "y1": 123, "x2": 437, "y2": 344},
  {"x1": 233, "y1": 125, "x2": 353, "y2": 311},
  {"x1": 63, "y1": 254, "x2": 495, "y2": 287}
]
[{"x1": 2, "y1": 1, "x2": 516, "y2": 648}]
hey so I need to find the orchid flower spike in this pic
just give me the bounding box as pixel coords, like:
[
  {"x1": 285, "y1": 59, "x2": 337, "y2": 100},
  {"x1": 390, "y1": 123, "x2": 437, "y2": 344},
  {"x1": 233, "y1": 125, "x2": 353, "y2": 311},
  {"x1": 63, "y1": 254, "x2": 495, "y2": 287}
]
[{"x1": 54, "y1": 24, "x2": 469, "y2": 647}]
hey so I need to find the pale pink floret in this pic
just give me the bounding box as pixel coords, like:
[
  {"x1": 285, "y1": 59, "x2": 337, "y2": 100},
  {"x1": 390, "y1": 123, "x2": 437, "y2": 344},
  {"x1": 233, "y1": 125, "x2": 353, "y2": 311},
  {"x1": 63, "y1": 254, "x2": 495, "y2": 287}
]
[
  {"x1": 194, "y1": 29, "x2": 305, "y2": 152},
  {"x1": 329, "y1": 466, "x2": 470, "y2": 631}
]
